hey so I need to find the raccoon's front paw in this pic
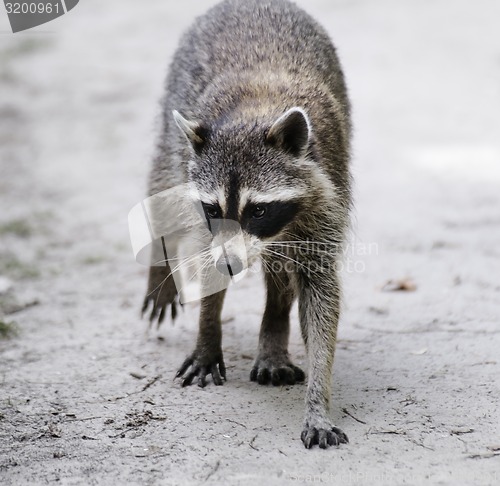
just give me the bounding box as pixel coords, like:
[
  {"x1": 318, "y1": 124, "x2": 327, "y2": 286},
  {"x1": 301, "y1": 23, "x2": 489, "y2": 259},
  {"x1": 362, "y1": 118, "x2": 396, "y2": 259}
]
[
  {"x1": 250, "y1": 354, "x2": 305, "y2": 386},
  {"x1": 142, "y1": 266, "x2": 178, "y2": 326},
  {"x1": 301, "y1": 418, "x2": 349, "y2": 449},
  {"x1": 176, "y1": 348, "x2": 226, "y2": 388}
]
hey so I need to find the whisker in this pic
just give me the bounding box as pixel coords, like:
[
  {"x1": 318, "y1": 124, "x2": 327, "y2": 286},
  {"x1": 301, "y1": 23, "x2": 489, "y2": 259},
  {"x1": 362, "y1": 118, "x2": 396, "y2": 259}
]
[
  {"x1": 146, "y1": 249, "x2": 211, "y2": 299},
  {"x1": 151, "y1": 244, "x2": 212, "y2": 266},
  {"x1": 175, "y1": 253, "x2": 214, "y2": 299},
  {"x1": 260, "y1": 258, "x2": 283, "y2": 289},
  {"x1": 151, "y1": 249, "x2": 213, "y2": 311}
]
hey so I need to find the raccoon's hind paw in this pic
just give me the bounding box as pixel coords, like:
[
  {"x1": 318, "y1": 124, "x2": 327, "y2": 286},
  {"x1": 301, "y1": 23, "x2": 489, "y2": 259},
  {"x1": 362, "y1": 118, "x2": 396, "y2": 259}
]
[
  {"x1": 142, "y1": 266, "x2": 179, "y2": 327},
  {"x1": 250, "y1": 356, "x2": 305, "y2": 386},
  {"x1": 301, "y1": 421, "x2": 349, "y2": 449},
  {"x1": 175, "y1": 349, "x2": 226, "y2": 388}
]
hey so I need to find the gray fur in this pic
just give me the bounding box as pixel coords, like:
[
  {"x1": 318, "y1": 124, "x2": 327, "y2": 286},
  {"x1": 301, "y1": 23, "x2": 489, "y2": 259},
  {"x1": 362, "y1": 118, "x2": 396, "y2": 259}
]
[{"x1": 144, "y1": 0, "x2": 352, "y2": 450}]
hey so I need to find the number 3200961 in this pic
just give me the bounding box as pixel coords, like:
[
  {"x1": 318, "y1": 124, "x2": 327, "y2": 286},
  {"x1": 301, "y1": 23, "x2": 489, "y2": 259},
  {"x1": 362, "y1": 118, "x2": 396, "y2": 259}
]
[{"x1": 5, "y1": 3, "x2": 61, "y2": 14}]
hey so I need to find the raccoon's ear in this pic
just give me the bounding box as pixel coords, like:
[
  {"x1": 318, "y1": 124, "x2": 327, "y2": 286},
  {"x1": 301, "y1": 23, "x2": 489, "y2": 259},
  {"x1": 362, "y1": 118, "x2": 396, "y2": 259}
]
[
  {"x1": 266, "y1": 107, "x2": 311, "y2": 157},
  {"x1": 172, "y1": 110, "x2": 208, "y2": 154}
]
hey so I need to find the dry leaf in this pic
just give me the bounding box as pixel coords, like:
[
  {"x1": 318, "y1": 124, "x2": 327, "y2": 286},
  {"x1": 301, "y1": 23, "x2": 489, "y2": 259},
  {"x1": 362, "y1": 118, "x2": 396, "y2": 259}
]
[{"x1": 382, "y1": 279, "x2": 417, "y2": 292}]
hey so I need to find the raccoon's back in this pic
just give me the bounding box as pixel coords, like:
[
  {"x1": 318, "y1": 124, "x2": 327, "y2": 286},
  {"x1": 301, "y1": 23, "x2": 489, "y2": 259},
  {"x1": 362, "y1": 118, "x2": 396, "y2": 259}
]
[{"x1": 166, "y1": 0, "x2": 348, "y2": 115}]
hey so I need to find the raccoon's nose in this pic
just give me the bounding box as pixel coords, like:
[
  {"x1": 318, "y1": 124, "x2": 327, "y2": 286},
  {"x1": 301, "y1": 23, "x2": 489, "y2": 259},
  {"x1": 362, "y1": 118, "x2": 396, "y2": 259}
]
[{"x1": 215, "y1": 255, "x2": 243, "y2": 276}]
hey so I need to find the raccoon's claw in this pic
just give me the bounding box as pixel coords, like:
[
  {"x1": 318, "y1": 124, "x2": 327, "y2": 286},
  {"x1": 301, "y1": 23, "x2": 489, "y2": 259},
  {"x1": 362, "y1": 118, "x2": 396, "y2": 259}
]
[
  {"x1": 143, "y1": 266, "x2": 179, "y2": 327},
  {"x1": 301, "y1": 424, "x2": 348, "y2": 449},
  {"x1": 176, "y1": 352, "x2": 226, "y2": 387},
  {"x1": 250, "y1": 358, "x2": 305, "y2": 386},
  {"x1": 142, "y1": 295, "x2": 177, "y2": 326}
]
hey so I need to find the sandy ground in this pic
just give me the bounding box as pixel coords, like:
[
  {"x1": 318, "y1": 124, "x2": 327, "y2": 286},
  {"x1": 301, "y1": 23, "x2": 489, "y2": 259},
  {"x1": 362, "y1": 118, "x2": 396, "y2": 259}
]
[{"x1": 1, "y1": 0, "x2": 499, "y2": 484}]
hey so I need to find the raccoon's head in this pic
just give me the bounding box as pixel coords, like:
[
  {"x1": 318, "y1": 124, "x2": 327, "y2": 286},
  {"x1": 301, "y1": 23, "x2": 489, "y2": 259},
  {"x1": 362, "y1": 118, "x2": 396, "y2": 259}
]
[{"x1": 173, "y1": 107, "x2": 312, "y2": 276}]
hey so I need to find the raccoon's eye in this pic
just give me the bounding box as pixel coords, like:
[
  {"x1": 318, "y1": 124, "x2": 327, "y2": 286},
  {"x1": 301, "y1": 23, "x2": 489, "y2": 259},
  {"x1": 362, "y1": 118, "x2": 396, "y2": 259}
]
[
  {"x1": 203, "y1": 204, "x2": 221, "y2": 219},
  {"x1": 251, "y1": 205, "x2": 266, "y2": 219}
]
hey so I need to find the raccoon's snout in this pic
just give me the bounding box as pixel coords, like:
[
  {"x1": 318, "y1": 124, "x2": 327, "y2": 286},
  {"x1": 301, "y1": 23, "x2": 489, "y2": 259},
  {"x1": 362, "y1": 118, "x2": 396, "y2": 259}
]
[{"x1": 215, "y1": 254, "x2": 244, "y2": 276}]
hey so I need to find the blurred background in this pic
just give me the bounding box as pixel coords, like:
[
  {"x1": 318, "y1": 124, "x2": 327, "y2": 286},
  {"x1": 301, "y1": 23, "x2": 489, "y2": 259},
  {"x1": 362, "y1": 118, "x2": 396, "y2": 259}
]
[{"x1": 1, "y1": 1, "x2": 499, "y2": 484}]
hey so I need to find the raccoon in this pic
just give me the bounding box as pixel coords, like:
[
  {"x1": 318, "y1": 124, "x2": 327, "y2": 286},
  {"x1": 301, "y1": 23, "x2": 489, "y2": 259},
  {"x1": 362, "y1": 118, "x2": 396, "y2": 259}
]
[{"x1": 143, "y1": 0, "x2": 352, "y2": 449}]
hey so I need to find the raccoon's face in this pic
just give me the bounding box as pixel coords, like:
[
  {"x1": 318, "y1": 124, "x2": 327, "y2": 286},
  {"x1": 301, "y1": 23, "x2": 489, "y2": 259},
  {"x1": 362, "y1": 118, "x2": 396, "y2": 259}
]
[{"x1": 173, "y1": 107, "x2": 311, "y2": 276}]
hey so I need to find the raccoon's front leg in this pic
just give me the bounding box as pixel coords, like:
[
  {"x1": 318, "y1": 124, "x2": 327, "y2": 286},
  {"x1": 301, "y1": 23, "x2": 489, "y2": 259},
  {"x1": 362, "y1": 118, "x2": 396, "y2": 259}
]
[
  {"x1": 176, "y1": 289, "x2": 227, "y2": 387},
  {"x1": 298, "y1": 269, "x2": 348, "y2": 449},
  {"x1": 250, "y1": 263, "x2": 305, "y2": 386}
]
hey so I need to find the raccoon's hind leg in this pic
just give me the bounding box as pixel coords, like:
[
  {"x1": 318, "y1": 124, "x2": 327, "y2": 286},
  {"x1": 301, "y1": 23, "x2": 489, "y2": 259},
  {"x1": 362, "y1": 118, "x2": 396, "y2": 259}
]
[
  {"x1": 176, "y1": 288, "x2": 227, "y2": 387},
  {"x1": 142, "y1": 263, "x2": 179, "y2": 326},
  {"x1": 250, "y1": 261, "x2": 305, "y2": 386}
]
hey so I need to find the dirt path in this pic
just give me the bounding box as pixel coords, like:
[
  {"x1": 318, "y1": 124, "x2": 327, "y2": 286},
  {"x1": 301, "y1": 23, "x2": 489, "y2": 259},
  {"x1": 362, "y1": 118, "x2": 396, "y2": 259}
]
[{"x1": 1, "y1": 1, "x2": 499, "y2": 484}]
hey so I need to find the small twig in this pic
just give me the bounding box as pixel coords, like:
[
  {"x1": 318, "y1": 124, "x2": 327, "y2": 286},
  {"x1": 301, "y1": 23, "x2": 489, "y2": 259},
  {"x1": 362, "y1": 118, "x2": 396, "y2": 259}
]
[
  {"x1": 65, "y1": 416, "x2": 103, "y2": 422},
  {"x1": 226, "y1": 419, "x2": 247, "y2": 429},
  {"x1": 146, "y1": 403, "x2": 191, "y2": 407},
  {"x1": 109, "y1": 375, "x2": 162, "y2": 401},
  {"x1": 368, "y1": 428, "x2": 406, "y2": 435},
  {"x1": 467, "y1": 452, "x2": 500, "y2": 460},
  {"x1": 342, "y1": 407, "x2": 367, "y2": 425},
  {"x1": 141, "y1": 375, "x2": 162, "y2": 392},
  {"x1": 249, "y1": 434, "x2": 259, "y2": 451},
  {"x1": 204, "y1": 459, "x2": 221, "y2": 482},
  {"x1": 451, "y1": 428, "x2": 474, "y2": 435}
]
